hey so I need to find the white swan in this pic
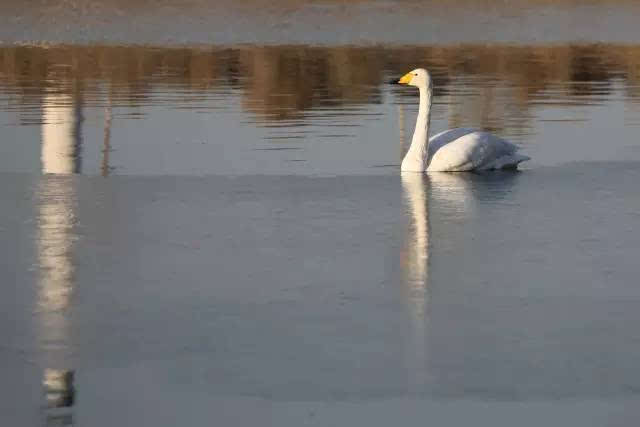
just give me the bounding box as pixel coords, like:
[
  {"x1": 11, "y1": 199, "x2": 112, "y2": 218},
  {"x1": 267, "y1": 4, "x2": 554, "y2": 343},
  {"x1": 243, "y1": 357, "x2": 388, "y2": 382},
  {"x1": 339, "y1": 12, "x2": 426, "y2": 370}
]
[{"x1": 396, "y1": 69, "x2": 530, "y2": 172}]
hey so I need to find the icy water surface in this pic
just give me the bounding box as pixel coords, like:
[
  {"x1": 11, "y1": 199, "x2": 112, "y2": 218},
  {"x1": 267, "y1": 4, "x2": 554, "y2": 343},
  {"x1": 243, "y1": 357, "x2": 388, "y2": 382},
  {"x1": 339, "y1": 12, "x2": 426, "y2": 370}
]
[{"x1": 3, "y1": 4, "x2": 640, "y2": 425}]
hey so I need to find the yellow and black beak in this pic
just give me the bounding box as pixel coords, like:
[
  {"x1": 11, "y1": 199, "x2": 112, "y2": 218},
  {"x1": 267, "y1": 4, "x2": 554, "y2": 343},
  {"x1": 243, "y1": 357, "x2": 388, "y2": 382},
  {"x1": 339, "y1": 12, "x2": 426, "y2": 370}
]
[{"x1": 397, "y1": 72, "x2": 413, "y2": 85}]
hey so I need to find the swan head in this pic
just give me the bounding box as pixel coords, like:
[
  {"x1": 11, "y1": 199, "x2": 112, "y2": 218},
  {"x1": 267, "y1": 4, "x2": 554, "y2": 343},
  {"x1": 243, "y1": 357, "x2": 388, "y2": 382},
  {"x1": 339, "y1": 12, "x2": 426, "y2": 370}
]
[{"x1": 397, "y1": 68, "x2": 431, "y2": 89}]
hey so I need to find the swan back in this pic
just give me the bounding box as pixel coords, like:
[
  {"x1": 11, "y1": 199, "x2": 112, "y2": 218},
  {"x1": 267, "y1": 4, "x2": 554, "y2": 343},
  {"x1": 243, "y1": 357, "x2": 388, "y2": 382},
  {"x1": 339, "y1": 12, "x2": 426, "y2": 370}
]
[{"x1": 426, "y1": 128, "x2": 529, "y2": 171}]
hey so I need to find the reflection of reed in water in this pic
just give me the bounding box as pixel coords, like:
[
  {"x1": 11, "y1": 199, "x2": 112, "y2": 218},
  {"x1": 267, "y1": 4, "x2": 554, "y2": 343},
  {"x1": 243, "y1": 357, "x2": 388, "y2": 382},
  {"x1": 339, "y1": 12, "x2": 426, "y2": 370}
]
[
  {"x1": 238, "y1": 46, "x2": 383, "y2": 120},
  {"x1": 102, "y1": 87, "x2": 113, "y2": 177},
  {"x1": 0, "y1": 44, "x2": 640, "y2": 119},
  {"x1": 4, "y1": 43, "x2": 640, "y2": 130},
  {"x1": 38, "y1": 91, "x2": 81, "y2": 425}
]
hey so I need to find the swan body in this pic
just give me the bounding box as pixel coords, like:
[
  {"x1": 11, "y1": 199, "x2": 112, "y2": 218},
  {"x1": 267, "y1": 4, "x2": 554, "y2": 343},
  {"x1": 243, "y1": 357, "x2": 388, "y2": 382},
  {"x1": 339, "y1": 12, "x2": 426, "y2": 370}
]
[{"x1": 397, "y1": 69, "x2": 529, "y2": 172}]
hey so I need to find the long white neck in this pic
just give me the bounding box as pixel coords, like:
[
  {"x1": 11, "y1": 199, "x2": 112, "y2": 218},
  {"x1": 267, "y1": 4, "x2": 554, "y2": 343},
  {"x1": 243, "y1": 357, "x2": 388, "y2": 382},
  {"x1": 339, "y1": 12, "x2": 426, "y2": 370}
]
[{"x1": 401, "y1": 84, "x2": 432, "y2": 172}]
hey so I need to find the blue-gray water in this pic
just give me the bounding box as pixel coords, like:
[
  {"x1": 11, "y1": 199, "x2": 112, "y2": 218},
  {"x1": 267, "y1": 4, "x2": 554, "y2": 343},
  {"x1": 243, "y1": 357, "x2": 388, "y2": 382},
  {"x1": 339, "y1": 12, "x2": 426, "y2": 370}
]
[
  {"x1": 4, "y1": 168, "x2": 640, "y2": 425},
  {"x1": 3, "y1": 3, "x2": 640, "y2": 425}
]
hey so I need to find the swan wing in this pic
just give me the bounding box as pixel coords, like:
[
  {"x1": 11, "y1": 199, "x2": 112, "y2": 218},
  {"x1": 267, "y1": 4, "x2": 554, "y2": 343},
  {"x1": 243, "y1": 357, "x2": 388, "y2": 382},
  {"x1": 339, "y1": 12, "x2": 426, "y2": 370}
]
[{"x1": 427, "y1": 128, "x2": 529, "y2": 171}]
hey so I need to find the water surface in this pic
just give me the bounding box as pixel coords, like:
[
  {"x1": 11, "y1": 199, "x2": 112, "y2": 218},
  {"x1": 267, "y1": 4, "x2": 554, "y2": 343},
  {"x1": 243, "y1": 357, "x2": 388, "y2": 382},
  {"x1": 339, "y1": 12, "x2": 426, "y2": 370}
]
[
  {"x1": 3, "y1": 165, "x2": 640, "y2": 425},
  {"x1": 3, "y1": 6, "x2": 640, "y2": 425},
  {"x1": 2, "y1": 44, "x2": 640, "y2": 175},
  {"x1": 2, "y1": 0, "x2": 640, "y2": 45}
]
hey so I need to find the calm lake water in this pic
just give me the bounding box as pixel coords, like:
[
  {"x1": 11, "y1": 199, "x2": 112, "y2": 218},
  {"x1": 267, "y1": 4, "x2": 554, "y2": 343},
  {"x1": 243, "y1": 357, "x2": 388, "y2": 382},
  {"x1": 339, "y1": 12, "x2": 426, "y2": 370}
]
[
  {"x1": 3, "y1": 2, "x2": 640, "y2": 426},
  {"x1": 2, "y1": 44, "x2": 640, "y2": 175}
]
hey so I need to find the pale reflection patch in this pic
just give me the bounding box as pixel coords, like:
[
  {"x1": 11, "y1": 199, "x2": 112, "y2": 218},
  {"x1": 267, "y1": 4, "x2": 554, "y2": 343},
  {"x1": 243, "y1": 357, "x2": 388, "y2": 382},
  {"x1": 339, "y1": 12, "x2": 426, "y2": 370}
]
[
  {"x1": 400, "y1": 171, "x2": 473, "y2": 388},
  {"x1": 37, "y1": 179, "x2": 77, "y2": 313},
  {"x1": 37, "y1": 92, "x2": 81, "y2": 427},
  {"x1": 41, "y1": 93, "x2": 82, "y2": 175},
  {"x1": 401, "y1": 173, "x2": 429, "y2": 311},
  {"x1": 38, "y1": 91, "x2": 80, "y2": 425},
  {"x1": 428, "y1": 172, "x2": 474, "y2": 218},
  {"x1": 38, "y1": 92, "x2": 80, "y2": 313},
  {"x1": 400, "y1": 172, "x2": 429, "y2": 387}
]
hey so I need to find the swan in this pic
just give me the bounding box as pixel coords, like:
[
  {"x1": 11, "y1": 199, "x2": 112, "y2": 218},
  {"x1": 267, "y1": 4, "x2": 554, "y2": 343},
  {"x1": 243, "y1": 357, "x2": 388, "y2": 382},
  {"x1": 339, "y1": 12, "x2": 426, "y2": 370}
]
[{"x1": 395, "y1": 68, "x2": 530, "y2": 172}]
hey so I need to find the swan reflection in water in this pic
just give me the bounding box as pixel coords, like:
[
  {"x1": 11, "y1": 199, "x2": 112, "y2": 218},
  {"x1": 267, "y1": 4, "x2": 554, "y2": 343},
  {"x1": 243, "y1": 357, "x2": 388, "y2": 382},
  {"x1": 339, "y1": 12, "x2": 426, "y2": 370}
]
[
  {"x1": 400, "y1": 161, "x2": 520, "y2": 390},
  {"x1": 400, "y1": 170, "x2": 476, "y2": 388}
]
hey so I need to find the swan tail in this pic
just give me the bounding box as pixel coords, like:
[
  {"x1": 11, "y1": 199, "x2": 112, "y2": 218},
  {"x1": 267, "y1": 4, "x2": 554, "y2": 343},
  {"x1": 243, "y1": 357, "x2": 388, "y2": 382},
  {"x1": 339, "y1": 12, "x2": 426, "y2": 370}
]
[{"x1": 485, "y1": 153, "x2": 530, "y2": 170}]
